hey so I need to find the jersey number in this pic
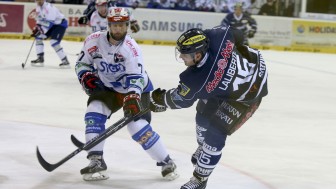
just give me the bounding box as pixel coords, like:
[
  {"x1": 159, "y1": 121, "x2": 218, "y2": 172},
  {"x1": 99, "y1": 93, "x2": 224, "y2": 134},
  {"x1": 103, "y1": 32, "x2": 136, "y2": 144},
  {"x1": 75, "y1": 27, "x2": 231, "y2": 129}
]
[{"x1": 232, "y1": 48, "x2": 257, "y2": 91}]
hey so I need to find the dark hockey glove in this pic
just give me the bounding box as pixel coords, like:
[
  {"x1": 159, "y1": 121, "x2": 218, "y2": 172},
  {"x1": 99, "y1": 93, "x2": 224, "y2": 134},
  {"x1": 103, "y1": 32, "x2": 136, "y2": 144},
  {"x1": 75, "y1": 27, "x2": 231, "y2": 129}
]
[
  {"x1": 247, "y1": 30, "x2": 255, "y2": 38},
  {"x1": 31, "y1": 25, "x2": 43, "y2": 37},
  {"x1": 150, "y1": 88, "x2": 167, "y2": 112},
  {"x1": 78, "y1": 16, "x2": 88, "y2": 25},
  {"x1": 80, "y1": 72, "x2": 105, "y2": 96},
  {"x1": 130, "y1": 20, "x2": 140, "y2": 33},
  {"x1": 123, "y1": 92, "x2": 143, "y2": 117}
]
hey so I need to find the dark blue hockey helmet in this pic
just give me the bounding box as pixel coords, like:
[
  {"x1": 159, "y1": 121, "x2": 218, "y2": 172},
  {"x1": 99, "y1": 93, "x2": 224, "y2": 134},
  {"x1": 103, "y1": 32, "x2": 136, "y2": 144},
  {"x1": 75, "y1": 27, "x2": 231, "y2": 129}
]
[{"x1": 176, "y1": 28, "x2": 209, "y2": 55}]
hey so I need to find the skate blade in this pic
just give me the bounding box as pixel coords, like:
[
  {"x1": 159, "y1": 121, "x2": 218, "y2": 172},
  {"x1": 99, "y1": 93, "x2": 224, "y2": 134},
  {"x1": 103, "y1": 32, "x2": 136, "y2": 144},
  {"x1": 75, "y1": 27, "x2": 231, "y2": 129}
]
[
  {"x1": 82, "y1": 171, "x2": 109, "y2": 181},
  {"x1": 31, "y1": 63, "x2": 44, "y2": 67},
  {"x1": 163, "y1": 171, "x2": 180, "y2": 181},
  {"x1": 59, "y1": 65, "x2": 71, "y2": 69}
]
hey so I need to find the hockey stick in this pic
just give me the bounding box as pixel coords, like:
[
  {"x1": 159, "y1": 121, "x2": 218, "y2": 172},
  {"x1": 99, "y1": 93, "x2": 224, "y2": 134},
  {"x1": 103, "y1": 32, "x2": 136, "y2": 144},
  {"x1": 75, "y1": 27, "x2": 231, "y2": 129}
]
[
  {"x1": 70, "y1": 114, "x2": 129, "y2": 148},
  {"x1": 36, "y1": 108, "x2": 150, "y2": 172},
  {"x1": 22, "y1": 39, "x2": 36, "y2": 69}
]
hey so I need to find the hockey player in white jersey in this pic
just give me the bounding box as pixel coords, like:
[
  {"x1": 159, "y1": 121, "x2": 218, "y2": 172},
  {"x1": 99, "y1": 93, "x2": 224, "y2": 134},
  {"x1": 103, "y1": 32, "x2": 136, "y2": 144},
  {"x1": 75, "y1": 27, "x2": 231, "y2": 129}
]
[
  {"x1": 90, "y1": 0, "x2": 108, "y2": 32},
  {"x1": 89, "y1": 0, "x2": 139, "y2": 33},
  {"x1": 75, "y1": 7, "x2": 178, "y2": 181},
  {"x1": 78, "y1": 0, "x2": 140, "y2": 33},
  {"x1": 30, "y1": 0, "x2": 70, "y2": 68}
]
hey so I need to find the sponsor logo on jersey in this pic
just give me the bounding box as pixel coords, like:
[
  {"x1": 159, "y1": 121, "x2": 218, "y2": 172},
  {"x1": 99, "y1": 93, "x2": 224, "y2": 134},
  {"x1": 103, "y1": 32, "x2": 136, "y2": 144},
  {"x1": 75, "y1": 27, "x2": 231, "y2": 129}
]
[
  {"x1": 85, "y1": 33, "x2": 101, "y2": 44},
  {"x1": 195, "y1": 166, "x2": 213, "y2": 176},
  {"x1": 137, "y1": 130, "x2": 153, "y2": 145},
  {"x1": 205, "y1": 40, "x2": 234, "y2": 93},
  {"x1": 215, "y1": 111, "x2": 233, "y2": 124},
  {"x1": 178, "y1": 83, "x2": 190, "y2": 96},
  {"x1": 99, "y1": 62, "x2": 125, "y2": 73},
  {"x1": 88, "y1": 46, "x2": 98, "y2": 55},
  {"x1": 203, "y1": 143, "x2": 218, "y2": 152},
  {"x1": 125, "y1": 40, "x2": 138, "y2": 57},
  {"x1": 196, "y1": 124, "x2": 206, "y2": 143}
]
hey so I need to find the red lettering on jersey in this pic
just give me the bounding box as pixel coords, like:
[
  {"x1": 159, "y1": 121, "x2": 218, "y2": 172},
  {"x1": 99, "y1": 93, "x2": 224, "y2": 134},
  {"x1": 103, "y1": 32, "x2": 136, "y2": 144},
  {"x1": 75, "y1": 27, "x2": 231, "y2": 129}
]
[
  {"x1": 125, "y1": 40, "x2": 138, "y2": 57},
  {"x1": 206, "y1": 40, "x2": 234, "y2": 93},
  {"x1": 84, "y1": 33, "x2": 101, "y2": 44}
]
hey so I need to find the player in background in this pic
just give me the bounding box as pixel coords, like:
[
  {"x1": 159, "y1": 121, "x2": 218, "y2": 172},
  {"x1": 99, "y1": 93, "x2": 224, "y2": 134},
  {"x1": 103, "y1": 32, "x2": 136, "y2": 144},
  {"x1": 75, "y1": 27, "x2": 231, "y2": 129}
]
[
  {"x1": 221, "y1": 2, "x2": 257, "y2": 45},
  {"x1": 30, "y1": 0, "x2": 70, "y2": 68},
  {"x1": 90, "y1": 0, "x2": 108, "y2": 32},
  {"x1": 226, "y1": 0, "x2": 251, "y2": 13},
  {"x1": 78, "y1": 0, "x2": 140, "y2": 33},
  {"x1": 75, "y1": 7, "x2": 178, "y2": 181},
  {"x1": 149, "y1": 26, "x2": 268, "y2": 189}
]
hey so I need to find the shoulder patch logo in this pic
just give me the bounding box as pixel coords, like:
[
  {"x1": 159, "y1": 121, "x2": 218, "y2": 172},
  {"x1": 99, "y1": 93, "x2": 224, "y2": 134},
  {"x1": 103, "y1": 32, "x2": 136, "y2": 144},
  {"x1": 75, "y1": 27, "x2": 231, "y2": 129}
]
[{"x1": 179, "y1": 83, "x2": 190, "y2": 96}]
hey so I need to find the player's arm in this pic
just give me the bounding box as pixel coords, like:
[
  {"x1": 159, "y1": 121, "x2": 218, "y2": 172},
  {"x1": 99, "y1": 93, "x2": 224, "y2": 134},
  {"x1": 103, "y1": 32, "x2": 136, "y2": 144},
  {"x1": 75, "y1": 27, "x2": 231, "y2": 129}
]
[
  {"x1": 75, "y1": 39, "x2": 105, "y2": 96},
  {"x1": 78, "y1": 2, "x2": 96, "y2": 24},
  {"x1": 150, "y1": 82, "x2": 198, "y2": 113},
  {"x1": 90, "y1": 14, "x2": 99, "y2": 33},
  {"x1": 220, "y1": 14, "x2": 230, "y2": 26},
  {"x1": 247, "y1": 15, "x2": 257, "y2": 38}
]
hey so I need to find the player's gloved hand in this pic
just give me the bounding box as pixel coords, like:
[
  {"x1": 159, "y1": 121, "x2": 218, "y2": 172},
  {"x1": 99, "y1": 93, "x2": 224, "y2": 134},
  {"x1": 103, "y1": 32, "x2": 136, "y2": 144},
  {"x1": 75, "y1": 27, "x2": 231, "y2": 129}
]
[
  {"x1": 80, "y1": 72, "x2": 105, "y2": 96},
  {"x1": 78, "y1": 16, "x2": 88, "y2": 25},
  {"x1": 150, "y1": 88, "x2": 167, "y2": 112},
  {"x1": 31, "y1": 25, "x2": 43, "y2": 37},
  {"x1": 123, "y1": 92, "x2": 143, "y2": 117},
  {"x1": 247, "y1": 30, "x2": 255, "y2": 38},
  {"x1": 130, "y1": 20, "x2": 140, "y2": 33}
]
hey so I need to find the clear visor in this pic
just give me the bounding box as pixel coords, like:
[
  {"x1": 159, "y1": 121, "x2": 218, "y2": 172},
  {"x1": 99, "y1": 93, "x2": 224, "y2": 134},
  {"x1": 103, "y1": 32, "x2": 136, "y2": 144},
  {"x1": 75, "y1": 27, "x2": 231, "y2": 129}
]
[{"x1": 175, "y1": 47, "x2": 195, "y2": 63}]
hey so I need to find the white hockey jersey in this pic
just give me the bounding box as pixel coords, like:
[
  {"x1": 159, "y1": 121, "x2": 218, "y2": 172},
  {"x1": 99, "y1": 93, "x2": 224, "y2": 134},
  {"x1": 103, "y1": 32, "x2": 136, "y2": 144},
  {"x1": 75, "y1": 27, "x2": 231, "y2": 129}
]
[
  {"x1": 75, "y1": 31, "x2": 152, "y2": 95},
  {"x1": 35, "y1": 2, "x2": 66, "y2": 33},
  {"x1": 90, "y1": 11, "x2": 108, "y2": 33}
]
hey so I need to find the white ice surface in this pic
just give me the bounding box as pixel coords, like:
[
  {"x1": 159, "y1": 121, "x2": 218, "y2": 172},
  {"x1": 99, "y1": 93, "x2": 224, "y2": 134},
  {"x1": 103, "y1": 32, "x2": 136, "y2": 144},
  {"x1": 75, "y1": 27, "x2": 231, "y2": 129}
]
[{"x1": 0, "y1": 39, "x2": 335, "y2": 189}]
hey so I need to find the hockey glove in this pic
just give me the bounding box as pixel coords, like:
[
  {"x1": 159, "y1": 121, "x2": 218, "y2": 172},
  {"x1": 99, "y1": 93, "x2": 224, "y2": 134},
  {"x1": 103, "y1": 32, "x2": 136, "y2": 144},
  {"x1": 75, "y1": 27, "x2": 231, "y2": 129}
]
[
  {"x1": 80, "y1": 72, "x2": 105, "y2": 96},
  {"x1": 31, "y1": 25, "x2": 43, "y2": 37},
  {"x1": 130, "y1": 20, "x2": 140, "y2": 33},
  {"x1": 247, "y1": 30, "x2": 255, "y2": 38},
  {"x1": 78, "y1": 16, "x2": 88, "y2": 25},
  {"x1": 123, "y1": 92, "x2": 143, "y2": 117},
  {"x1": 150, "y1": 88, "x2": 167, "y2": 112}
]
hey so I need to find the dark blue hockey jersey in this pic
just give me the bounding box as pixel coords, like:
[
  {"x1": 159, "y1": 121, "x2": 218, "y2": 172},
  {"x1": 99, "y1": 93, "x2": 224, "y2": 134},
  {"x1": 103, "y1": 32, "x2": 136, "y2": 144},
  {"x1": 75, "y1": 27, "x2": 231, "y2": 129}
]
[{"x1": 164, "y1": 26, "x2": 268, "y2": 110}]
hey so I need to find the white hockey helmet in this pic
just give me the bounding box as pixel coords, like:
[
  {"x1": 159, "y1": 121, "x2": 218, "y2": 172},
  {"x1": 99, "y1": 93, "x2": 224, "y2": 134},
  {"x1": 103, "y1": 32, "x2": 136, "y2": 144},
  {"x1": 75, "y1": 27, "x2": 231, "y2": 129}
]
[
  {"x1": 107, "y1": 7, "x2": 130, "y2": 23},
  {"x1": 95, "y1": 0, "x2": 107, "y2": 6}
]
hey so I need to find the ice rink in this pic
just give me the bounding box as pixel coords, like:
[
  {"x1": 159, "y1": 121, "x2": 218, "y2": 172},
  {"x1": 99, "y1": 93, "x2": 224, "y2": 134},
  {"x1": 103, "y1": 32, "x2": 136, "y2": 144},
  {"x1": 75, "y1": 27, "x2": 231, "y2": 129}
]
[{"x1": 0, "y1": 39, "x2": 335, "y2": 189}]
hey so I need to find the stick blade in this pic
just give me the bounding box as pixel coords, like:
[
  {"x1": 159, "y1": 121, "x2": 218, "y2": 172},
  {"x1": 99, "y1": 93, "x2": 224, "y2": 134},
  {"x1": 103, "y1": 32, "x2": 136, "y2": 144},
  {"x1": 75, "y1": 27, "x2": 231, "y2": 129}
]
[
  {"x1": 36, "y1": 146, "x2": 58, "y2": 172},
  {"x1": 70, "y1": 134, "x2": 85, "y2": 148}
]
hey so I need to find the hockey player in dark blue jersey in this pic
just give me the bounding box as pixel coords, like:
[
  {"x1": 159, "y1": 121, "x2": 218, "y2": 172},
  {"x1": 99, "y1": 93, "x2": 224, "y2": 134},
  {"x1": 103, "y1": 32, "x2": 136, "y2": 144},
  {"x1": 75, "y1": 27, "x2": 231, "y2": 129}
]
[
  {"x1": 149, "y1": 26, "x2": 268, "y2": 189},
  {"x1": 221, "y1": 2, "x2": 257, "y2": 46}
]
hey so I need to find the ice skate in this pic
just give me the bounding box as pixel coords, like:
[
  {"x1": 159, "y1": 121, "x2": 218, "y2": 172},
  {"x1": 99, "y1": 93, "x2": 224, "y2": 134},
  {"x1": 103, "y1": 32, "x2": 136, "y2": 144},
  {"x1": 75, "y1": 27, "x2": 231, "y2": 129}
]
[
  {"x1": 157, "y1": 156, "x2": 179, "y2": 181},
  {"x1": 80, "y1": 154, "x2": 109, "y2": 181},
  {"x1": 180, "y1": 175, "x2": 208, "y2": 189},
  {"x1": 59, "y1": 57, "x2": 70, "y2": 69},
  {"x1": 31, "y1": 56, "x2": 44, "y2": 67}
]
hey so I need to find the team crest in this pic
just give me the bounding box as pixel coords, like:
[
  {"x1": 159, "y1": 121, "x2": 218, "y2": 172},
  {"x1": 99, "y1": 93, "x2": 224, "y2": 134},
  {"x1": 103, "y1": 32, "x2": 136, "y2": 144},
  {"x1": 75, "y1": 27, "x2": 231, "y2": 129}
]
[{"x1": 114, "y1": 53, "x2": 125, "y2": 63}]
